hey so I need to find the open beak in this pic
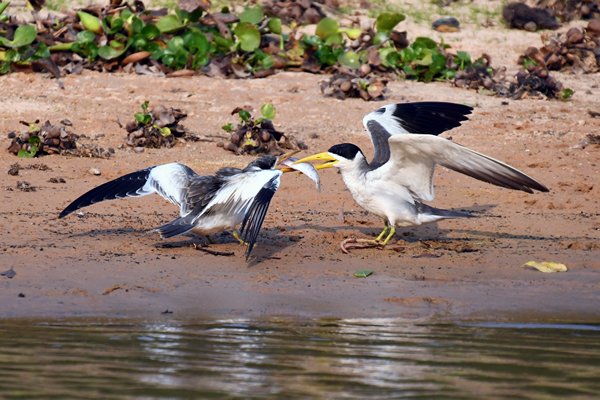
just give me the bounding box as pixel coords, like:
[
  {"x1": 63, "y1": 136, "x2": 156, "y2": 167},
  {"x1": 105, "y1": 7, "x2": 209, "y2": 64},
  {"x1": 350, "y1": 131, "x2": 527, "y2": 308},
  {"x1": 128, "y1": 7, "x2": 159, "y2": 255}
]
[{"x1": 293, "y1": 152, "x2": 338, "y2": 170}]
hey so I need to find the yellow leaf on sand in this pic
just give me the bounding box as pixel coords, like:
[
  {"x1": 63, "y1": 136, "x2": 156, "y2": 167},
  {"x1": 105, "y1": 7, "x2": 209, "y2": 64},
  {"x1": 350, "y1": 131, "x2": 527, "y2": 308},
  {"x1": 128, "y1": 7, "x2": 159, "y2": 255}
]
[{"x1": 523, "y1": 261, "x2": 568, "y2": 273}]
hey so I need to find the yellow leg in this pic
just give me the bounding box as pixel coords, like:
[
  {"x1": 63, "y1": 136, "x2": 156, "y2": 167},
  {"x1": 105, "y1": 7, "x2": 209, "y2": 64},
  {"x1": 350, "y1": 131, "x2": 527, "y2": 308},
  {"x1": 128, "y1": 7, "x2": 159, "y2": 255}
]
[
  {"x1": 380, "y1": 226, "x2": 396, "y2": 246},
  {"x1": 374, "y1": 225, "x2": 389, "y2": 242},
  {"x1": 232, "y1": 230, "x2": 246, "y2": 245}
]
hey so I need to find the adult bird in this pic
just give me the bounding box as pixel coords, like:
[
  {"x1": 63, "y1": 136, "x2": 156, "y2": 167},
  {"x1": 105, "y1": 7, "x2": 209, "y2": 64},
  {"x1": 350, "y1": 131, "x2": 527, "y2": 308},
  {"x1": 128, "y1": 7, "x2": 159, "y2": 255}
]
[
  {"x1": 59, "y1": 154, "x2": 319, "y2": 259},
  {"x1": 295, "y1": 102, "x2": 549, "y2": 253}
]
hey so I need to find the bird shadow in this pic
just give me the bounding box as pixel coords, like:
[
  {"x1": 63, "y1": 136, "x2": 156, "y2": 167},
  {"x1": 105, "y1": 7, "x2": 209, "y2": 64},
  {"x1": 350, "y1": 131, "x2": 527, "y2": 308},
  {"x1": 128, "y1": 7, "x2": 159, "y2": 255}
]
[{"x1": 284, "y1": 203, "x2": 568, "y2": 243}]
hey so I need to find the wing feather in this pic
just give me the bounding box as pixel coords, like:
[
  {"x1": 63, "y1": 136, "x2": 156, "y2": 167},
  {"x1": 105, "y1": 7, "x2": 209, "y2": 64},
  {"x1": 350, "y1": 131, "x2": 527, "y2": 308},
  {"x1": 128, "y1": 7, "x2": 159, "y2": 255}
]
[
  {"x1": 240, "y1": 176, "x2": 281, "y2": 259},
  {"x1": 382, "y1": 135, "x2": 548, "y2": 201},
  {"x1": 363, "y1": 102, "x2": 473, "y2": 167},
  {"x1": 58, "y1": 163, "x2": 199, "y2": 219}
]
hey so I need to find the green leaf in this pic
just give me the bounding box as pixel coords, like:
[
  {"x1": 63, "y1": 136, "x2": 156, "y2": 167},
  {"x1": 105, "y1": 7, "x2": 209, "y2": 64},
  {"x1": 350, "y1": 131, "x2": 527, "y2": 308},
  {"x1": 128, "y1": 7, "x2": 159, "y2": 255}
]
[
  {"x1": 159, "y1": 126, "x2": 171, "y2": 137},
  {"x1": 353, "y1": 270, "x2": 373, "y2": 278},
  {"x1": 76, "y1": 30, "x2": 96, "y2": 44},
  {"x1": 260, "y1": 103, "x2": 276, "y2": 120},
  {"x1": 239, "y1": 5, "x2": 263, "y2": 24},
  {"x1": 375, "y1": 12, "x2": 405, "y2": 33},
  {"x1": 267, "y1": 17, "x2": 282, "y2": 34},
  {"x1": 156, "y1": 14, "x2": 184, "y2": 33},
  {"x1": 0, "y1": 25, "x2": 37, "y2": 48},
  {"x1": 98, "y1": 43, "x2": 127, "y2": 60},
  {"x1": 560, "y1": 88, "x2": 574, "y2": 101},
  {"x1": 77, "y1": 11, "x2": 102, "y2": 34},
  {"x1": 341, "y1": 27, "x2": 362, "y2": 40},
  {"x1": 184, "y1": 31, "x2": 209, "y2": 55},
  {"x1": 0, "y1": 2, "x2": 9, "y2": 16},
  {"x1": 412, "y1": 36, "x2": 437, "y2": 50},
  {"x1": 18, "y1": 147, "x2": 37, "y2": 158},
  {"x1": 222, "y1": 123, "x2": 234, "y2": 133},
  {"x1": 315, "y1": 17, "x2": 339, "y2": 40},
  {"x1": 338, "y1": 50, "x2": 360, "y2": 69},
  {"x1": 142, "y1": 24, "x2": 160, "y2": 40},
  {"x1": 134, "y1": 112, "x2": 151, "y2": 125},
  {"x1": 234, "y1": 22, "x2": 261, "y2": 52},
  {"x1": 238, "y1": 109, "x2": 251, "y2": 122}
]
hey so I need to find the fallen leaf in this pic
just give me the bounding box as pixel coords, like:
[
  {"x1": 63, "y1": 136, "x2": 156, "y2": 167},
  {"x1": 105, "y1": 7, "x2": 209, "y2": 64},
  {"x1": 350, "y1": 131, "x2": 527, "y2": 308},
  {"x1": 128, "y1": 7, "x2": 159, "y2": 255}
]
[
  {"x1": 354, "y1": 269, "x2": 373, "y2": 278},
  {"x1": 523, "y1": 261, "x2": 567, "y2": 273}
]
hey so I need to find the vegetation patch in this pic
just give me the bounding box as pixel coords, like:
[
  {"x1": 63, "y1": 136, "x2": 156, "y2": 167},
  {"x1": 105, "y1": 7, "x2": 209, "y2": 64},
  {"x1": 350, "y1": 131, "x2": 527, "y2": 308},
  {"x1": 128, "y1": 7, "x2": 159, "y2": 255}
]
[
  {"x1": 6, "y1": 119, "x2": 114, "y2": 158},
  {"x1": 219, "y1": 103, "x2": 307, "y2": 155},
  {"x1": 123, "y1": 101, "x2": 198, "y2": 149}
]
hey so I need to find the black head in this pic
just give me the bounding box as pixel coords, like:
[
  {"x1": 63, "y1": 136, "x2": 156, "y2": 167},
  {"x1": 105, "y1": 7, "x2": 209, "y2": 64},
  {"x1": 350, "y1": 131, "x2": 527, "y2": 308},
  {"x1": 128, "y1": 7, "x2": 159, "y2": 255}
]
[
  {"x1": 245, "y1": 155, "x2": 277, "y2": 171},
  {"x1": 328, "y1": 143, "x2": 362, "y2": 160}
]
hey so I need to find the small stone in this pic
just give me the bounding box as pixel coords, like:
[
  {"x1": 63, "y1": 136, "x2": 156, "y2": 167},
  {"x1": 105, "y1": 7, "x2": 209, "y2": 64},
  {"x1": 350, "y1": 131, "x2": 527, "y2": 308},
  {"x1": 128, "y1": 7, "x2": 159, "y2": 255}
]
[
  {"x1": 133, "y1": 146, "x2": 145, "y2": 153},
  {"x1": 88, "y1": 167, "x2": 101, "y2": 176}
]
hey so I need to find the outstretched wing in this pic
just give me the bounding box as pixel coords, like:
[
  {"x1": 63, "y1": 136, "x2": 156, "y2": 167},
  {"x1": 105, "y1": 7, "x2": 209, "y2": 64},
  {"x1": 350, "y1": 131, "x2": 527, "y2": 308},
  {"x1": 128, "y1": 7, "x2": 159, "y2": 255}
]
[
  {"x1": 363, "y1": 102, "x2": 473, "y2": 168},
  {"x1": 58, "y1": 163, "x2": 198, "y2": 219},
  {"x1": 239, "y1": 175, "x2": 281, "y2": 259},
  {"x1": 376, "y1": 134, "x2": 548, "y2": 202}
]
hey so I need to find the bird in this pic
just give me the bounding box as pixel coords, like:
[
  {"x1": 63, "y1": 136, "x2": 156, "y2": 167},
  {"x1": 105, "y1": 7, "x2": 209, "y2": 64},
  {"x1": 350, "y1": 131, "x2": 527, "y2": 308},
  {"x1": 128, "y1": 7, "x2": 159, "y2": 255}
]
[
  {"x1": 294, "y1": 102, "x2": 549, "y2": 253},
  {"x1": 59, "y1": 153, "x2": 318, "y2": 259}
]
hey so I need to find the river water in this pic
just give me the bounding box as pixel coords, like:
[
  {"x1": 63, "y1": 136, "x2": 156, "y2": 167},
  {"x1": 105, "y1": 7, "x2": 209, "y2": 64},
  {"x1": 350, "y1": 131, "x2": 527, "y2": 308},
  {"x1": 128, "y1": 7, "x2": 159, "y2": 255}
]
[{"x1": 1, "y1": 318, "x2": 599, "y2": 399}]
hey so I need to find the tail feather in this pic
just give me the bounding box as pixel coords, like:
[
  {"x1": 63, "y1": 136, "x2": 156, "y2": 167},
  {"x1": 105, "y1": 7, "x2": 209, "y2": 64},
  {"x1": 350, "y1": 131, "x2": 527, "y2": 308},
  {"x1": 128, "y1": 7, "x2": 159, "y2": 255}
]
[
  {"x1": 155, "y1": 214, "x2": 197, "y2": 238},
  {"x1": 415, "y1": 202, "x2": 474, "y2": 223}
]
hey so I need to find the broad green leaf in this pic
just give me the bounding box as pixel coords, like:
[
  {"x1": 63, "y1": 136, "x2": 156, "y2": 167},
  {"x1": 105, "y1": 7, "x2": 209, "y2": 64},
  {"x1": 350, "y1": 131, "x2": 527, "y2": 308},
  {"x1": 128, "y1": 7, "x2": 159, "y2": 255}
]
[
  {"x1": 315, "y1": 17, "x2": 338, "y2": 40},
  {"x1": 98, "y1": 44, "x2": 127, "y2": 60},
  {"x1": 156, "y1": 14, "x2": 184, "y2": 33},
  {"x1": 341, "y1": 27, "x2": 362, "y2": 40},
  {"x1": 260, "y1": 103, "x2": 275, "y2": 120},
  {"x1": 354, "y1": 270, "x2": 373, "y2": 278},
  {"x1": 238, "y1": 109, "x2": 251, "y2": 122},
  {"x1": 76, "y1": 30, "x2": 96, "y2": 44},
  {"x1": 159, "y1": 126, "x2": 171, "y2": 137},
  {"x1": 267, "y1": 17, "x2": 282, "y2": 34},
  {"x1": 142, "y1": 24, "x2": 160, "y2": 40},
  {"x1": 372, "y1": 32, "x2": 389, "y2": 45},
  {"x1": 239, "y1": 6, "x2": 263, "y2": 24},
  {"x1": 184, "y1": 31, "x2": 209, "y2": 55},
  {"x1": 167, "y1": 36, "x2": 185, "y2": 52},
  {"x1": 414, "y1": 51, "x2": 433, "y2": 66},
  {"x1": 234, "y1": 22, "x2": 261, "y2": 52},
  {"x1": 338, "y1": 50, "x2": 360, "y2": 69},
  {"x1": 0, "y1": 25, "x2": 37, "y2": 48},
  {"x1": 77, "y1": 11, "x2": 102, "y2": 34},
  {"x1": 523, "y1": 261, "x2": 568, "y2": 273},
  {"x1": 222, "y1": 123, "x2": 234, "y2": 132},
  {"x1": 412, "y1": 36, "x2": 437, "y2": 50},
  {"x1": 375, "y1": 12, "x2": 405, "y2": 33}
]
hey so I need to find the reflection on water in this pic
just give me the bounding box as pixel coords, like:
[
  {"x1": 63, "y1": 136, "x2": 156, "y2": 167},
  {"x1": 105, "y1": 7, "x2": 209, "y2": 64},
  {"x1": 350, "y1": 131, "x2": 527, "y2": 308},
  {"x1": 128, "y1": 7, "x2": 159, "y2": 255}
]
[{"x1": 0, "y1": 318, "x2": 599, "y2": 399}]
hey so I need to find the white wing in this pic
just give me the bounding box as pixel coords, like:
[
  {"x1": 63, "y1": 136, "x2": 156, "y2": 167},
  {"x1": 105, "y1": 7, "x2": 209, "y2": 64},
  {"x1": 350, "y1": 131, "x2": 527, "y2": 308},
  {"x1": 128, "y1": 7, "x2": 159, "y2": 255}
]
[
  {"x1": 362, "y1": 102, "x2": 473, "y2": 167},
  {"x1": 373, "y1": 134, "x2": 548, "y2": 202},
  {"x1": 198, "y1": 169, "x2": 282, "y2": 220},
  {"x1": 59, "y1": 162, "x2": 198, "y2": 218}
]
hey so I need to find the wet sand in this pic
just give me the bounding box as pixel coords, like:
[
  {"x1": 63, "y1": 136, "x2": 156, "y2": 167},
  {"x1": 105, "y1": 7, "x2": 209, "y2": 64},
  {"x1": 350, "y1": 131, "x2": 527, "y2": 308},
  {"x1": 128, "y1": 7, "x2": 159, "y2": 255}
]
[{"x1": 1, "y1": 21, "x2": 599, "y2": 321}]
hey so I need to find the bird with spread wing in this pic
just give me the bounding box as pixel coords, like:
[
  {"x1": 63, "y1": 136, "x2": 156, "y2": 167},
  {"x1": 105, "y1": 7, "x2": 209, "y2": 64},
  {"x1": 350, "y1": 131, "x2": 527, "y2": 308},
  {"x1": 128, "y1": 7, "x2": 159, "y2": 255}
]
[
  {"x1": 59, "y1": 153, "x2": 319, "y2": 259},
  {"x1": 295, "y1": 102, "x2": 549, "y2": 253}
]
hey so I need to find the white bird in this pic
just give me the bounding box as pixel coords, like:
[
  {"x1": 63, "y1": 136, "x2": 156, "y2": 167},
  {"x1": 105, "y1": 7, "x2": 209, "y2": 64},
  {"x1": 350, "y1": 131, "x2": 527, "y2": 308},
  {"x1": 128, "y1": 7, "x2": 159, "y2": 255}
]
[
  {"x1": 59, "y1": 154, "x2": 318, "y2": 259},
  {"x1": 295, "y1": 102, "x2": 549, "y2": 253}
]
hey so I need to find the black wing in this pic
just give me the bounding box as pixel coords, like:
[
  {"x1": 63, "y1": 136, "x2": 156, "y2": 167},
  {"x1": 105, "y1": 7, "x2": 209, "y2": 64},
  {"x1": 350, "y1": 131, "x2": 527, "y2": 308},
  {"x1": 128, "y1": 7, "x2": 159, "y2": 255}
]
[
  {"x1": 155, "y1": 214, "x2": 198, "y2": 238},
  {"x1": 58, "y1": 168, "x2": 153, "y2": 219},
  {"x1": 239, "y1": 176, "x2": 280, "y2": 259},
  {"x1": 364, "y1": 102, "x2": 473, "y2": 168},
  {"x1": 386, "y1": 102, "x2": 473, "y2": 135}
]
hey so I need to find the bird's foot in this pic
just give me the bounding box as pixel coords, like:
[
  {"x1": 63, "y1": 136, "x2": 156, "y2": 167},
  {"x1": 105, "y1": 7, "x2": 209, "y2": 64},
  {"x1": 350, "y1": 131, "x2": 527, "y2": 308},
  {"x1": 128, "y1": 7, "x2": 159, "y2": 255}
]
[
  {"x1": 340, "y1": 238, "x2": 385, "y2": 254},
  {"x1": 232, "y1": 230, "x2": 249, "y2": 246}
]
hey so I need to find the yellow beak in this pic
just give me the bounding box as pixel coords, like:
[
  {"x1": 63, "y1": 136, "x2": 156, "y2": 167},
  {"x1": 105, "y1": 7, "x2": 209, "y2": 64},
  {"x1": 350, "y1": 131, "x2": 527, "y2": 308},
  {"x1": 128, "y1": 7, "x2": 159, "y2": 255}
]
[{"x1": 293, "y1": 152, "x2": 338, "y2": 170}]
